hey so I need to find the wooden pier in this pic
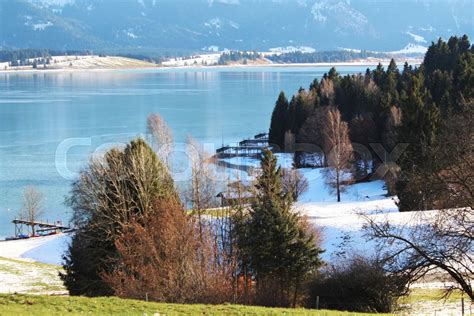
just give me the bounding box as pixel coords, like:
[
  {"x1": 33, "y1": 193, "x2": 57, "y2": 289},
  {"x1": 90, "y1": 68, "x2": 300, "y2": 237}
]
[
  {"x1": 12, "y1": 219, "x2": 71, "y2": 238},
  {"x1": 216, "y1": 133, "x2": 269, "y2": 158}
]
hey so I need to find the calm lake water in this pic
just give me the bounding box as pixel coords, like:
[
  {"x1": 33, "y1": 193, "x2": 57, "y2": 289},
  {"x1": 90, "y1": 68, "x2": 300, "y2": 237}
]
[{"x1": 0, "y1": 66, "x2": 371, "y2": 237}]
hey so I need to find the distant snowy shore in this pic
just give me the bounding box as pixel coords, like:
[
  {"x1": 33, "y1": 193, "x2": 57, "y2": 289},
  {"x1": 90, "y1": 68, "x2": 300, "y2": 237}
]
[{"x1": 0, "y1": 55, "x2": 423, "y2": 74}]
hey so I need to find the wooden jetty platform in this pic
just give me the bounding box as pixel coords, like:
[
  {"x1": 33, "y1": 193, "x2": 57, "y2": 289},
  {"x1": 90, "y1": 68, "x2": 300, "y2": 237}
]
[
  {"x1": 12, "y1": 219, "x2": 71, "y2": 238},
  {"x1": 216, "y1": 133, "x2": 269, "y2": 158}
]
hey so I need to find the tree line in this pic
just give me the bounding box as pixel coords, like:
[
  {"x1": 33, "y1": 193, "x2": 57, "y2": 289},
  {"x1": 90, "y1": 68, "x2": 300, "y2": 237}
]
[
  {"x1": 269, "y1": 35, "x2": 473, "y2": 211},
  {"x1": 218, "y1": 51, "x2": 261, "y2": 65},
  {"x1": 0, "y1": 49, "x2": 95, "y2": 65},
  {"x1": 267, "y1": 50, "x2": 395, "y2": 64}
]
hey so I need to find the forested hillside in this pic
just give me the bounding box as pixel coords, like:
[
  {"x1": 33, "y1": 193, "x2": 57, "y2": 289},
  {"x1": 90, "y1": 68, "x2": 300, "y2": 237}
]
[{"x1": 269, "y1": 35, "x2": 473, "y2": 212}]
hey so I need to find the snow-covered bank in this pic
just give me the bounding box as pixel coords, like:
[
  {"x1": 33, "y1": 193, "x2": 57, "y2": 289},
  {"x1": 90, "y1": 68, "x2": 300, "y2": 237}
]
[
  {"x1": 0, "y1": 234, "x2": 70, "y2": 266},
  {"x1": 0, "y1": 55, "x2": 157, "y2": 73},
  {"x1": 0, "y1": 57, "x2": 423, "y2": 74}
]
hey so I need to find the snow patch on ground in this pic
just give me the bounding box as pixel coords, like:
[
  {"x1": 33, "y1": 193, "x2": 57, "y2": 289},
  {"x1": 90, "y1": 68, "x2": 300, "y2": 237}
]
[
  {"x1": 161, "y1": 54, "x2": 221, "y2": 67},
  {"x1": 126, "y1": 31, "x2": 138, "y2": 39},
  {"x1": 32, "y1": 21, "x2": 53, "y2": 31},
  {"x1": 406, "y1": 31, "x2": 427, "y2": 43},
  {"x1": 269, "y1": 46, "x2": 316, "y2": 54},
  {"x1": 339, "y1": 47, "x2": 362, "y2": 53},
  {"x1": 391, "y1": 43, "x2": 427, "y2": 54},
  {"x1": 218, "y1": 153, "x2": 400, "y2": 261}
]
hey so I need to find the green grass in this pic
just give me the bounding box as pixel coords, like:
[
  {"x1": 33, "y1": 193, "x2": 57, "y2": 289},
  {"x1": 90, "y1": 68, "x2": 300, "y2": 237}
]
[
  {"x1": 400, "y1": 288, "x2": 465, "y2": 304},
  {"x1": 0, "y1": 295, "x2": 392, "y2": 316}
]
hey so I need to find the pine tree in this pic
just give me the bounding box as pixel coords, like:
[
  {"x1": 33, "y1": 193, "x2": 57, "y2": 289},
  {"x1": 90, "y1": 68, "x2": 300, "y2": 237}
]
[
  {"x1": 287, "y1": 89, "x2": 314, "y2": 135},
  {"x1": 241, "y1": 149, "x2": 322, "y2": 306},
  {"x1": 269, "y1": 91, "x2": 289, "y2": 151},
  {"x1": 396, "y1": 70, "x2": 440, "y2": 211}
]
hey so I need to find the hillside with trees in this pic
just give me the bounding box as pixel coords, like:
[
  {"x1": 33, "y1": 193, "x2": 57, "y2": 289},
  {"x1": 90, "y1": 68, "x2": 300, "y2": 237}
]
[
  {"x1": 267, "y1": 50, "x2": 393, "y2": 64},
  {"x1": 268, "y1": 35, "x2": 473, "y2": 212}
]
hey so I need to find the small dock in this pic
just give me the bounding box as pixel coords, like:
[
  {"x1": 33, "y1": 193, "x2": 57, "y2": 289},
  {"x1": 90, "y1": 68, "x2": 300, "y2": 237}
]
[
  {"x1": 11, "y1": 219, "x2": 71, "y2": 239},
  {"x1": 216, "y1": 133, "x2": 269, "y2": 158}
]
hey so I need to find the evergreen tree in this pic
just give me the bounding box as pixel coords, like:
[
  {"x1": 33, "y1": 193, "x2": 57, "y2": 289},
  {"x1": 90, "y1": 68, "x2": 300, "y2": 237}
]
[
  {"x1": 372, "y1": 63, "x2": 385, "y2": 86},
  {"x1": 396, "y1": 70, "x2": 440, "y2": 211},
  {"x1": 327, "y1": 67, "x2": 339, "y2": 82},
  {"x1": 241, "y1": 149, "x2": 322, "y2": 306},
  {"x1": 269, "y1": 91, "x2": 289, "y2": 151},
  {"x1": 287, "y1": 89, "x2": 314, "y2": 135}
]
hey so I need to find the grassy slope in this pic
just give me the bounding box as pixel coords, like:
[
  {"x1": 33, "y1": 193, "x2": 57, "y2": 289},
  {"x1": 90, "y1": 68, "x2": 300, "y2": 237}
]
[
  {"x1": 0, "y1": 257, "x2": 66, "y2": 295},
  {"x1": 0, "y1": 295, "x2": 392, "y2": 316}
]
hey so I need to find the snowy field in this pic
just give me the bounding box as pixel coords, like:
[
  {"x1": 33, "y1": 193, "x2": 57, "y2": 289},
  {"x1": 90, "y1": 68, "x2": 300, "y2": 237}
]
[{"x1": 0, "y1": 55, "x2": 156, "y2": 72}]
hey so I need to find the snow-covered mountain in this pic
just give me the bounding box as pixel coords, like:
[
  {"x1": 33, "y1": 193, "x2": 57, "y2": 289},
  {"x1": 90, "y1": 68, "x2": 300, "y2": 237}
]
[{"x1": 0, "y1": 0, "x2": 472, "y2": 52}]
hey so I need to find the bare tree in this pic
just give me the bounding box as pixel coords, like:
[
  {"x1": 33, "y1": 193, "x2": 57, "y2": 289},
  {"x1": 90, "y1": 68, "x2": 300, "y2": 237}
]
[
  {"x1": 147, "y1": 113, "x2": 174, "y2": 168},
  {"x1": 321, "y1": 107, "x2": 353, "y2": 202},
  {"x1": 20, "y1": 186, "x2": 44, "y2": 236},
  {"x1": 185, "y1": 135, "x2": 219, "y2": 238},
  {"x1": 320, "y1": 78, "x2": 335, "y2": 106},
  {"x1": 362, "y1": 208, "x2": 473, "y2": 300},
  {"x1": 281, "y1": 168, "x2": 309, "y2": 201}
]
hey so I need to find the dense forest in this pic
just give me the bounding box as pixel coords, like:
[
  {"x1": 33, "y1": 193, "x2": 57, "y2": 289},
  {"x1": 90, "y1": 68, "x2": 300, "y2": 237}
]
[
  {"x1": 267, "y1": 50, "x2": 394, "y2": 64},
  {"x1": 269, "y1": 35, "x2": 473, "y2": 212},
  {"x1": 218, "y1": 51, "x2": 261, "y2": 65},
  {"x1": 0, "y1": 49, "x2": 96, "y2": 65}
]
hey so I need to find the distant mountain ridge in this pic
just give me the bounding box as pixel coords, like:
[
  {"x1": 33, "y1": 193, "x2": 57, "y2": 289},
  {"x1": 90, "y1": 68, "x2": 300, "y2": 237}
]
[{"x1": 0, "y1": 0, "x2": 472, "y2": 53}]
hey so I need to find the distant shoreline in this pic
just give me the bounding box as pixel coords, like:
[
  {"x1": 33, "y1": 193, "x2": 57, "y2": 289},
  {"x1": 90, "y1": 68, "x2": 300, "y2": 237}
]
[{"x1": 0, "y1": 57, "x2": 423, "y2": 75}]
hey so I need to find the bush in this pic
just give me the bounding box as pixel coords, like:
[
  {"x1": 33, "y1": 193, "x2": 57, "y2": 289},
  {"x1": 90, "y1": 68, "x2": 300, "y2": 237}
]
[
  {"x1": 101, "y1": 197, "x2": 233, "y2": 304},
  {"x1": 308, "y1": 256, "x2": 408, "y2": 313}
]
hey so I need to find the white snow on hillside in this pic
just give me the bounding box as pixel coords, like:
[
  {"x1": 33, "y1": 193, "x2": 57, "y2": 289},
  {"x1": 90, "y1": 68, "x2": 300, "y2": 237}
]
[
  {"x1": 218, "y1": 153, "x2": 401, "y2": 261},
  {"x1": 32, "y1": 21, "x2": 54, "y2": 31},
  {"x1": 340, "y1": 47, "x2": 362, "y2": 53},
  {"x1": 406, "y1": 31, "x2": 427, "y2": 43},
  {"x1": 269, "y1": 46, "x2": 316, "y2": 54},
  {"x1": 391, "y1": 43, "x2": 427, "y2": 54},
  {"x1": 125, "y1": 31, "x2": 138, "y2": 39},
  {"x1": 28, "y1": 0, "x2": 75, "y2": 8},
  {"x1": 161, "y1": 54, "x2": 220, "y2": 67},
  {"x1": 203, "y1": 45, "x2": 220, "y2": 52}
]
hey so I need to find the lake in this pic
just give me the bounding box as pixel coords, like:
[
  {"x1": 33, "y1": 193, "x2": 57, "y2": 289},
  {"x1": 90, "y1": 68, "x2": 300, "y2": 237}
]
[{"x1": 0, "y1": 65, "x2": 372, "y2": 237}]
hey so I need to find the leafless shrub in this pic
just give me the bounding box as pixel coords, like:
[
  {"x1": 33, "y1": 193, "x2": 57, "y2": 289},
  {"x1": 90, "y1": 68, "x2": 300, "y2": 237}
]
[
  {"x1": 281, "y1": 168, "x2": 309, "y2": 201},
  {"x1": 309, "y1": 255, "x2": 408, "y2": 313},
  {"x1": 362, "y1": 208, "x2": 473, "y2": 301}
]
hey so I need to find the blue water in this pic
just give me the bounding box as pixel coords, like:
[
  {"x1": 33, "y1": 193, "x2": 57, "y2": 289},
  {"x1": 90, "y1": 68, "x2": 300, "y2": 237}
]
[{"x1": 0, "y1": 66, "x2": 371, "y2": 237}]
